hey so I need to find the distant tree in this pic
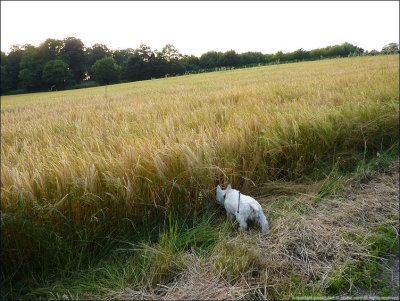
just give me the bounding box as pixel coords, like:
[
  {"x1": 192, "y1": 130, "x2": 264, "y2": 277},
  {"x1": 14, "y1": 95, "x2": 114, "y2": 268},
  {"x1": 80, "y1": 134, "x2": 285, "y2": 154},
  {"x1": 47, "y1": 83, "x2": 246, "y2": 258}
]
[
  {"x1": 85, "y1": 44, "x2": 112, "y2": 75},
  {"x1": 340, "y1": 42, "x2": 357, "y2": 56},
  {"x1": 327, "y1": 43, "x2": 361, "y2": 57},
  {"x1": 326, "y1": 45, "x2": 340, "y2": 57},
  {"x1": 182, "y1": 55, "x2": 200, "y2": 72},
  {"x1": 42, "y1": 60, "x2": 72, "y2": 90},
  {"x1": 5, "y1": 45, "x2": 24, "y2": 90},
  {"x1": 168, "y1": 60, "x2": 185, "y2": 76},
  {"x1": 1, "y1": 36, "x2": 374, "y2": 94},
  {"x1": 91, "y1": 56, "x2": 120, "y2": 85},
  {"x1": 18, "y1": 46, "x2": 44, "y2": 90},
  {"x1": 382, "y1": 43, "x2": 399, "y2": 54},
  {"x1": 239, "y1": 52, "x2": 253, "y2": 65},
  {"x1": 310, "y1": 48, "x2": 326, "y2": 59},
  {"x1": 199, "y1": 51, "x2": 222, "y2": 68},
  {"x1": 148, "y1": 55, "x2": 166, "y2": 78},
  {"x1": 124, "y1": 54, "x2": 150, "y2": 81},
  {"x1": 60, "y1": 37, "x2": 86, "y2": 84},
  {"x1": 239, "y1": 51, "x2": 265, "y2": 65},
  {"x1": 160, "y1": 44, "x2": 182, "y2": 62},
  {"x1": 282, "y1": 51, "x2": 294, "y2": 62},
  {"x1": 220, "y1": 50, "x2": 240, "y2": 67},
  {"x1": 1, "y1": 51, "x2": 7, "y2": 66},
  {"x1": 1, "y1": 51, "x2": 11, "y2": 93},
  {"x1": 37, "y1": 38, "x2": 63, "y2": 62},
  {"x1": 134, "y1": 44, "x2": 155, "y2": 62},
  {"x1": 274, "y1": 51, "x2": 284, "y2": 62},
  {"x1": 158, "y1": 44, "x2": 185, "y2": 76},
  {"x1": 123, "y1": 45, "x2": 157, "y2": 81},
  {"x1": 1, "y1": 65, "x2": 9, "y2": 93},
  {"x1": 292, "y1": 48, "x2": 310, "y2": 60},
  {"x1": 264, "y1": 53, "x2": 274, "y2": 63},
  {"x1": 113, "y1": 48, "x2": 134, "y2": 65},
  {"x1": 368, "y1": 49, "x2": 379, "y2": 56}
]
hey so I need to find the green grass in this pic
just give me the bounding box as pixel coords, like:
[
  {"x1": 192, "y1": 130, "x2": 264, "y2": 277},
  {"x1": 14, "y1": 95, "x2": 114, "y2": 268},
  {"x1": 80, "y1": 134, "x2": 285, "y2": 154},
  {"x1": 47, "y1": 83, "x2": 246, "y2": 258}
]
[
  {"x1": 327, "y1": 223, "x2": 399, "y2": 297},
  {"x1": 2, "y1": 206, "x2": 225, "y2": 299}
]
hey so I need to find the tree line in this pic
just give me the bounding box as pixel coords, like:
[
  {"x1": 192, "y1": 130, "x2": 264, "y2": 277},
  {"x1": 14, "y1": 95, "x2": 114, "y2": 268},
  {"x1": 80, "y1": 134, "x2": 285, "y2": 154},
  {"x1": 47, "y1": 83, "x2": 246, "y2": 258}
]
[{"x1": 1, "y1": 37, "x2": 399, "y2": 95}]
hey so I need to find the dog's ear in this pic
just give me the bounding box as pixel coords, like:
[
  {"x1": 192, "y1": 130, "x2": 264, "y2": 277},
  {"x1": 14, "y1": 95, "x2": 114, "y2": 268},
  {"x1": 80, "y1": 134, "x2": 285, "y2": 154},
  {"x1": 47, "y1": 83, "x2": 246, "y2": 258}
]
[
  {"x1": 227, "y1": 184, "x2": 232, "y2": 190},
  {"x1": 217, "y1": 185, "x2": 222, "y2": 192}
]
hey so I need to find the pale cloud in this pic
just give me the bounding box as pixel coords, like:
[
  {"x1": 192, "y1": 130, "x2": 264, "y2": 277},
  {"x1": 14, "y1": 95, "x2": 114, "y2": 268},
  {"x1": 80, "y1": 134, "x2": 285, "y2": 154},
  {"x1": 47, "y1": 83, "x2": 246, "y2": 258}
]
[{"x1": 1, "y1": 1, "x2": 399, "y2": 55}]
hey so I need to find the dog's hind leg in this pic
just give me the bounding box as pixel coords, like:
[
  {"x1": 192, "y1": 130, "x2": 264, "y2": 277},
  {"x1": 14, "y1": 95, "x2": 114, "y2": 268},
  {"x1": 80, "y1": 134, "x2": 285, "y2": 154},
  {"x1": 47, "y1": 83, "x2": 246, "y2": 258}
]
[{"x1": 237, "y1": 216, "x2": 248, "y2": 232}]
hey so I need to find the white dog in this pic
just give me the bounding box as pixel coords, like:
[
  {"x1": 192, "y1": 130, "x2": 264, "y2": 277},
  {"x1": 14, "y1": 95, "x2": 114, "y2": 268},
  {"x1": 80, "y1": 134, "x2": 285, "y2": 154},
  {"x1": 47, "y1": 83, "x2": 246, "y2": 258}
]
[{"x1": 216, "y1": 184, "x2": 269, "y2": 233}]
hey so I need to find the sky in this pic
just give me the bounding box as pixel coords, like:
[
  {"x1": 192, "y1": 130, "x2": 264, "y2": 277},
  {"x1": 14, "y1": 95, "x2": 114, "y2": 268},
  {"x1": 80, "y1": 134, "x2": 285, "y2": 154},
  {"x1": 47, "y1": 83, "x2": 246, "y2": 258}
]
[{"x1": 1, "y1": 1, "x2": 399, "y2": 56}]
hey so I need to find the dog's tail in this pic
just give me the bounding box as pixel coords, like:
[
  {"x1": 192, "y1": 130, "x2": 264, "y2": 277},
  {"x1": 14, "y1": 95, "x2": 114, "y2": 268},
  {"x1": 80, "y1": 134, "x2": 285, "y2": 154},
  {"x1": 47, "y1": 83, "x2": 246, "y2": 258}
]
[{"x1": 257, "y1": 208, "x2": 270, "y2": 233}]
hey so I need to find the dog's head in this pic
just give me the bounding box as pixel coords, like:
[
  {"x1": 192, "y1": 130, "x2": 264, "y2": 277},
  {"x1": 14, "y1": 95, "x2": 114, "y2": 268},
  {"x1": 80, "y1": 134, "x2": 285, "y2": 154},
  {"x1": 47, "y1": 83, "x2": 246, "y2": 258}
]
[{"x1": 216, "y1": 184, "x2": 231, "y2": 205}]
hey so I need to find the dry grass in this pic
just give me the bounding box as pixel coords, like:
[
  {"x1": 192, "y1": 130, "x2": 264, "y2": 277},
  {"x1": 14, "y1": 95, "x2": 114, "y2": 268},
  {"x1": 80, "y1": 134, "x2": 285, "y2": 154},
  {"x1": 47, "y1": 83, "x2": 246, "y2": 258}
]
[
  {"x1": 124, "y1": 254, "x2": 249, "y2": 300},
  {"x1": 1, "y1": 55, "x2": 399, "y2": 283}
]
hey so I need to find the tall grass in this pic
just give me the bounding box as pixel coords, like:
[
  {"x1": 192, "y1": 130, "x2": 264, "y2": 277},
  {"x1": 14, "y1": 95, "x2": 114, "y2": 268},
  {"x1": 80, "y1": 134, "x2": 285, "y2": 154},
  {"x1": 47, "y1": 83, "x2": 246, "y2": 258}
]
[{"x1": 1, "y1": 55, "x2": 399, "y2": 283}]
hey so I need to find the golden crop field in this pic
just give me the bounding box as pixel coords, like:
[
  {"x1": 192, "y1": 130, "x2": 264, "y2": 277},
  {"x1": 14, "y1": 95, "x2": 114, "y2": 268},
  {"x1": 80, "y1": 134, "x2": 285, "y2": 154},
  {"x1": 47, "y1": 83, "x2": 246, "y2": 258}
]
[{"x1": 1, "y1": 55, "x2": 399, "y2": 282}]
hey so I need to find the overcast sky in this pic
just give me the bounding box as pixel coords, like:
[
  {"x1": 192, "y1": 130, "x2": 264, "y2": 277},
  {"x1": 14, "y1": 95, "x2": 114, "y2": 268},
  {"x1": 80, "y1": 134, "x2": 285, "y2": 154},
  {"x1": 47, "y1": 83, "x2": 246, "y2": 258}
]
[{"x1": 1, "y1": 1, "x2": 399, "y2": 55}]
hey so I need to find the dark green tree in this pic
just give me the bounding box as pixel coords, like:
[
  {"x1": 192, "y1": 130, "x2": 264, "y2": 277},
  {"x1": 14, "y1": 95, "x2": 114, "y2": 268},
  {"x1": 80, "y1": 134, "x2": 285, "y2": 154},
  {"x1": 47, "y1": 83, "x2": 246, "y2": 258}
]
[
  {"x1": 5, "y1": 45, "x2": 24, "y2": 90},
  {"x1": 327, "y1": 45, "x2": 345, "y2": 57},
  {"x1": 85, "y1": 44, "x2": 111, "y2": 76},
  {"x1": 1, "y1": 65, "x2": 10, "y2": 93},
  {"x1": 37, "y1": 38, "x2": 63, "y2": 62},
  {"x1": 282, "y1": 51, "x2": 294, "y2": 62},
  {"x1": 1, "y1": 51, "x2": 12, "y2": 93},
  {"x1": 124, "y1": 54, "x2": 148, "y2": 81},
  {"x1": 113, "y1": 48, "x2": 134, "y2": 65},
  {"x1": 264, "y1": 53, "x2": 274, "y2": 63},
  {"x1": 292, "y1": 48, "x2": 310, "y2": 60},
  {"x1": 368, "y1": 49, "x2": 379, "y2": 56},
  {"x1": 91, "y1": 56, "x2": 120, "y2": 85},
  {"x1": 220, "y1": 50, "x2": 240, "y2": 67},
  {"x1": 182, "y1": 55, "x2": 200, "y2": 72},
  {"x1": 199, "y1": 51, "x2": 222, "y2": 68},
  {"x1": 124, "y1": 45, "x2": 157, "y2": 81},
  {"x1": 274, "y1": 51, "x2": 284, "y2": 62},
  {"x1": 239, "y1": 51, "x2": 265, "y2": 65},
  {"x1": 18, "y1": 45, "x2": 44, "y2": 90},
  {"x1": 310, "y1": 48, "x2": 326, "y2": 59},
  {"x1": 1, "y1": 51, "x2": 6, "y2": 66},
  {"x1": 60, "y1": 37, "x2": 86, "y2": 84},
  {"x1": 42, "y1": 60, "x2": 72, "y2": 90},
  {"x1": 158, "y1": 44, "x2": 185, "y2": 76}
]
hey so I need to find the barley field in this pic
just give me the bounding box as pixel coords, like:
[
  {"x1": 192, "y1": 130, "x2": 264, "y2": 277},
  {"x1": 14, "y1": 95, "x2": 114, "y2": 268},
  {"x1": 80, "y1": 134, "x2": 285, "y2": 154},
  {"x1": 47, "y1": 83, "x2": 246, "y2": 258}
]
[{"x1": 1, "y1": 55, "x2": 399, "y2": 289}]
